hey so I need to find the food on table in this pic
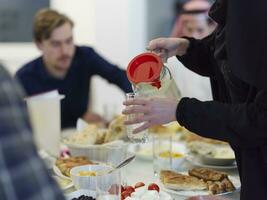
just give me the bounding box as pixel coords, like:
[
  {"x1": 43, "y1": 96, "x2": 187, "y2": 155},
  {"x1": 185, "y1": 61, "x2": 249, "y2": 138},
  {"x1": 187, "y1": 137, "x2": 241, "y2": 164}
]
[
  {"x1": 63, "y1": 115, "x2": 126, "y2": 146},
  {"x1": 188, "y1": 168, "x2": 228, "y2": 181},
  {"x1": 160, "y1": 168, "x2": 236, "y2": 195},
  {"x1": 134, "y1": 182, "x2": 145, "y2": 189},
  {"x1": 71, "y1": 195, "x2": 95, "y2": 200},
  {"x1": 160, "y1": 170, "x2": 206, "y2": 191},
  {"x1": 166, "y1": 122, "x2": 184, "y2": 132},
  {"x1": 124, "y1": 186, "x2": 135, "y2": 194},
  {"x1": 180, "y1": 131, "x2": 227, "y2": 145},
  {"x1": 119, "y1": 182, "x2": 167, "y2": 200},
  {"x1": 148, "y1": 183, "x2": 160, "y2": 193},
  {"x1": 104, "y1": 115, "x2": 126, "y2": 142},
  {"x1": 206, "y1": 178, "x2": 236, "y2": 194},
  {"x1": 188, "y1": 140, "x2": 235, "y2": 159},
  {"x1": 149, "y1": 122, "x2": 184, "y2": 134},
  {"x1": 189, "y1": 168, "x2": 235, "y2": 194},
  {"x1": 55, "y1": 156, "x2": 94, "y2": 177},
  {"x1": 121, "y1": 190, "x2": 131, "y2": 200},
  {"x1": 77, "y1": 170, "x2": 97, "y2": 176},
  {"x1": 159, "y1": 151, "x2": 184, "y2": 159},
  {"x1": 63, "y1": 124, "x2": 99, "y2": 145}
]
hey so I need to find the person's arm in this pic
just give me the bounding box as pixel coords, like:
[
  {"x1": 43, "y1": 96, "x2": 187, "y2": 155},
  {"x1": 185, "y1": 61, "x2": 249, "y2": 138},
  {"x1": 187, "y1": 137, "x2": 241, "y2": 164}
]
[
  {"x1": 84, "y1": 47, "x2": 132, "y2": 93},
  {"x1": 146, "y1": 35, "x2": 216, "y2": 78},
  {"x1": 0, "y1": 65, "x2": 64, "y2": 200},
  {"x1": 176, "y1": 89, "x2": 267, "y2": 147},
  {"x1": 177, "y1": 33, "x2": 216, "y2": 78}
]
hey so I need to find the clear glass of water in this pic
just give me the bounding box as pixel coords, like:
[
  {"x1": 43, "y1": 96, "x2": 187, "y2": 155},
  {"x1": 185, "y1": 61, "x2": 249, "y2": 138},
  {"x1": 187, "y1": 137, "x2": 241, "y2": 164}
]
[
  {"x1": 125, "y1": 92, "x2": 148, "y2": 143},
  {"x1": 153, "y1": 134, "x2": 173, "y2": 177}
]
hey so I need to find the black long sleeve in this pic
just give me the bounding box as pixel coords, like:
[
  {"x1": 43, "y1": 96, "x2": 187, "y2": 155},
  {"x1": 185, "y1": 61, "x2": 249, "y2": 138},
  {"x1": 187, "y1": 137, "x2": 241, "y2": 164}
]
[
  {"x1": 176, "y1": 34, "x2": 216, "y2": 78},
  {"x1": 176, "y1": 89, "x2": 267, "y2": 147}
]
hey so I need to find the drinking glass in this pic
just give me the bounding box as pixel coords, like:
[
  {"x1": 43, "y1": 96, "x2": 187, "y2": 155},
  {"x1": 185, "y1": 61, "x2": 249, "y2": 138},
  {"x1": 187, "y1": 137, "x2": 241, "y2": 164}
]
[
  {"x1": 153, "y1": 134, "x2": 186, "y2": 177},
  {"x1": 96, "y1": 169, "x2": 121, "y2": 200},
  {"x1": 125, "y1": 92, "x2": 148, "y2": 143},
  {"x1": 153, "y1": 134, "x2": 173, "y2": 176}
]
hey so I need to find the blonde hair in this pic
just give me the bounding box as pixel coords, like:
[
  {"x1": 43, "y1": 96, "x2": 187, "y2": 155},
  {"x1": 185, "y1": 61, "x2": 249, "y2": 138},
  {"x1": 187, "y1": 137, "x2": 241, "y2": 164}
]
[{"x1": 33, "y1": 8, "x2": 74, "y2": 42}]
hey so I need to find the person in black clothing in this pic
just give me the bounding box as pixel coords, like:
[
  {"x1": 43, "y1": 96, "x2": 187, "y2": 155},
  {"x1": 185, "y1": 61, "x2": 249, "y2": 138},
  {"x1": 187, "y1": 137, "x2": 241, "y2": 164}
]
[
  {"x1": 16, "y1": 9, "x2": 132, "y2": 128},
  {"x1": 123, "y1": 0, "x2": 267, "y2": 199}
]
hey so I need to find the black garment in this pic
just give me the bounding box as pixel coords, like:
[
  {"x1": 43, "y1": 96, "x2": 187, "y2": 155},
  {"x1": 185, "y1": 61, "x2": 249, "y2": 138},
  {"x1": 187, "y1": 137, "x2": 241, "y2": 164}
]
[
  {"x1": 176, "y1": 1, "x2": 267, "y2": 199},
  {"x1": 16, "y1": 46, "x2": 132, "y2": 128},
  {"x1": 226, "y1": 0, "x2": 267, "y2": 88}
]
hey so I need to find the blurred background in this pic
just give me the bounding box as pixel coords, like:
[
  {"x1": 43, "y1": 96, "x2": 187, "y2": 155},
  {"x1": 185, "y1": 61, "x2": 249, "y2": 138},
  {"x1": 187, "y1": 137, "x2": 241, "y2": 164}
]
[{"x1": 0, "y1": 0, "x2": 215, "y2": 117}]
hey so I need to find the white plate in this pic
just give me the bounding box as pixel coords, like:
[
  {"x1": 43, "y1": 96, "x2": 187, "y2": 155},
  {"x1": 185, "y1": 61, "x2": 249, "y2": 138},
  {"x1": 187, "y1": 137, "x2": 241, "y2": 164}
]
[
  {"x1": 186, "y1": 153, "x2": 237, "y2": 170},
  {"x1": 65, "y1": 189, "x2": 95, "y2": 200},
  {"x1": 160, "y1": 175, "x2": 240, "y2": 197}
]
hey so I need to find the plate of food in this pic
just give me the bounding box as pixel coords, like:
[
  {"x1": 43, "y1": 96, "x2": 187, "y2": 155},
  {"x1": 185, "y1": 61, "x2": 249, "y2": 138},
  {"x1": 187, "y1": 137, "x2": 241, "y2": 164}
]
[
  {"x1": 159, "y1": 167, "x2": 240, "y2": 197},
  {"x1": 186, "y1": 140, "x2": 237, "y2": 169},
  {"x1": 186, "y1": 153, "x2": 237, "y2": 170},
  {"x1": 53, "y1": 156, "x2": 96, "y2": 180},
  {"x1": 121, "y1": 182, "x2": 173, "y2": 200}
]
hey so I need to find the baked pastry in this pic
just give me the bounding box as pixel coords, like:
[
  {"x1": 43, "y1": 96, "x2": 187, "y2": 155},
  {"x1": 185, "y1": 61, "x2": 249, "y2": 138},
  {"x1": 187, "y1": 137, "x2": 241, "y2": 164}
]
[
  {"x1": 55, "y1": 156, "x2": 94, "y2": 177},
  {"x1": 160, "y1": 170, "x2": 207, "y2": 191},
  {"x1": 105, "y1": 115, "x2": 126, "y2": 142},
  {"x1": 160, "y1": 168, "x2": 235, "y2": 195},
  {"x1": 180, "y1": 131, "x2": 227, "y2": 145},
  {"x1": 188, "y1": 168, "x2": 228, "y2": 181},
  {"x1": 207, "y1": 177, "x2": 236, "y2": 194},
  {"x1": 95, "y1": 128, "x2": 109, "y2": 144},
  {"x1": 63, "y1": 124, "x2": 98, "y2": 145}
]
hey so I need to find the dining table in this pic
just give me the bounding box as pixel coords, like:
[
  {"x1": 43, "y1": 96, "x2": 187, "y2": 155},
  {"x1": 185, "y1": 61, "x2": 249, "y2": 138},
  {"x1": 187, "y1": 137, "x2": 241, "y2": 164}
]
[{"x1": 124, "y1": 143, "x2": 241, "y2": 200}]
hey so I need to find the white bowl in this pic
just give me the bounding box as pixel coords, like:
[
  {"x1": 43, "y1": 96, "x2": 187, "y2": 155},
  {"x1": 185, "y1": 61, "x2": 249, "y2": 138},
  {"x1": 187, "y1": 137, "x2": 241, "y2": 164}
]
[
  {"x1": 70, "y1": 164, "x2": 113, "y2": 190},
  {"x1": 64, "y1": 139, "x2": 125, "y2": 162}
]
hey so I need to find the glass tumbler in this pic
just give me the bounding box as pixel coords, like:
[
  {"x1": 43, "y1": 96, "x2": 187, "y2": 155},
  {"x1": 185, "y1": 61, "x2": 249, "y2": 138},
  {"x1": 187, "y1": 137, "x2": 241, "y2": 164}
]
[
  {"x1": 125, "y1": 92, "x2": 148, "y2": 143},
  {"x1": 96, "y1": 169, "x2": 121, "y2": 200}
]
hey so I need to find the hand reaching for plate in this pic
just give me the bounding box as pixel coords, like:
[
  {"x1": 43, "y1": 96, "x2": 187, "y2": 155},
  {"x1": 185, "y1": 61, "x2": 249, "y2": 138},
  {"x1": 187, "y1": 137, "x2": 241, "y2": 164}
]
[{"x1": 186, "y1": 195, "x2": 230, "y2": 200}]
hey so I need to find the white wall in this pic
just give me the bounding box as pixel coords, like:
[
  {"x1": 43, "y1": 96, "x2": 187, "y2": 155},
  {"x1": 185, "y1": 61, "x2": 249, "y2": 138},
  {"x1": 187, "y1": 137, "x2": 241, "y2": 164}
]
[{"x1": 0, "y1": 43, "x2": 40, "y2": 74}]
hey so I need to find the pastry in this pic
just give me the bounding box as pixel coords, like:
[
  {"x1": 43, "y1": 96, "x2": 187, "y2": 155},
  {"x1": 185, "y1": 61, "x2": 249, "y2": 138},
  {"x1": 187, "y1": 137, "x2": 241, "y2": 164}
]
[
  {"x1": 55, "y1": 156, "x2": 94, "y2": 177},
  {"x1": 105, "y1": 115, "x2": 126, "y2": 142},
  {"x1": 160, "y1": 168, "x2": 236, "y2": 195},
  {"x1": 160, "y1": 170, "x2": 207, "y2": 191},
  {"x1": 188, "y1": 168, "x2": 228, "y2": 181}
]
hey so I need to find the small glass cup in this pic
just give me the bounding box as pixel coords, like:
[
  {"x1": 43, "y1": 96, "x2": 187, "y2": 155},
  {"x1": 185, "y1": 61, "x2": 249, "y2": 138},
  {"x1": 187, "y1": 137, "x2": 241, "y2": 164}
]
[
  {"x1": 103, "y1": 145, "x2": 128, "y2": 186},
  {"x1": 96, "y1": 169, "x2": 121, "y2": 200},
  {"x1": 153, "y1": 134, "x2": 173, "y2": 176},
  {"x1": 125, "y1": 92, "x2": 148, "y2": 143},
  {"x1": 152, "y1": 134, "x2": 186, "y2": 177}
]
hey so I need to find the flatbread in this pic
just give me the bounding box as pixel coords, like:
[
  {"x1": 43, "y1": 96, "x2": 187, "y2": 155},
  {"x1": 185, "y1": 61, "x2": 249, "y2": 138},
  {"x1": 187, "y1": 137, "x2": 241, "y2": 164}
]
[
  {"x1": 160, "y1": 170, "x2": 207, "y2": 191},
  {"x1": 189, "y1": 168, "x2": 228, "y2": 181}
]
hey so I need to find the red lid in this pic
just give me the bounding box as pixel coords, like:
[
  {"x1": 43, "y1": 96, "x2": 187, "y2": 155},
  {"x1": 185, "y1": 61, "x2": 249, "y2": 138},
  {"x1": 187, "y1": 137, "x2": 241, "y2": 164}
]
[{"x1": 127, "y1": 52, "x2": 163, "y2": 85}]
